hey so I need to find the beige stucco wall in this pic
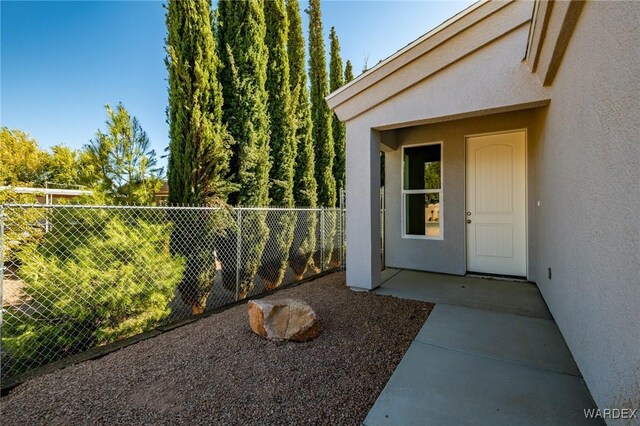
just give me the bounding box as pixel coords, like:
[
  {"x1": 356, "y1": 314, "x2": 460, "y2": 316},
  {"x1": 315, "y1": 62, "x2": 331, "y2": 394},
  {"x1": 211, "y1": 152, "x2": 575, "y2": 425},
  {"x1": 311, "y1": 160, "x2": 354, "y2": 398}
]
[
  {"x1": 385, "y1": 110, "x2": 539, "y2": 278},
  {"x1": 530, "y1": 0, "x2": 640, "y2": 411},
  {"x1": 348, "y1": 24, "x2": 549, "y2": 131},
  {"x1": 340, "y1": 1, "x2": 639, "y2": 409},
  {"x1": 341, "y1": 2, "x2": 550, "y2": 290}
]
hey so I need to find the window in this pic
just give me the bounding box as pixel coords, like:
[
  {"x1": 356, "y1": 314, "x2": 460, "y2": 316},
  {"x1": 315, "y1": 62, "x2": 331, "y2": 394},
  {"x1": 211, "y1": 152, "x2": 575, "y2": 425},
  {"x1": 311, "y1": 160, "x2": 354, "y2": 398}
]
[{"x1": 402, "y1": 143, "x2": 442, "y2": 239}]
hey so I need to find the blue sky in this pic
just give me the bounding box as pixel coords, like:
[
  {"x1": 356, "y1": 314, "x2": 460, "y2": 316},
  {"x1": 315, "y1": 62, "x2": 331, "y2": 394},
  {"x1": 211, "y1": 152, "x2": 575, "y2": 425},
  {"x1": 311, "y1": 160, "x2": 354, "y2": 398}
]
[{"x1": 1, "y1": 0, "x2": 474, "y2": 169}]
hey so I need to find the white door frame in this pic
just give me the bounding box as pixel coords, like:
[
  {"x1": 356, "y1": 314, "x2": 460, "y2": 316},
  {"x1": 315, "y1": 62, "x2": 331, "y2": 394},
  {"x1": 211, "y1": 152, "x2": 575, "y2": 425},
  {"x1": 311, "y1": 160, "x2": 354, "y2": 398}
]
[{"x1": 464, "y1": 129, "x2": 528, "y2": 279}]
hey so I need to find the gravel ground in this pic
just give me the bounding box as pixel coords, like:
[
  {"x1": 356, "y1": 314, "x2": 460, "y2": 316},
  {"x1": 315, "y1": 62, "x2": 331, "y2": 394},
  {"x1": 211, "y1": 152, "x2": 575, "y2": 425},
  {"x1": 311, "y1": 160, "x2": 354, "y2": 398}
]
[{"x1": 1, "y1": 272, "x2": 433, "y2": 425}]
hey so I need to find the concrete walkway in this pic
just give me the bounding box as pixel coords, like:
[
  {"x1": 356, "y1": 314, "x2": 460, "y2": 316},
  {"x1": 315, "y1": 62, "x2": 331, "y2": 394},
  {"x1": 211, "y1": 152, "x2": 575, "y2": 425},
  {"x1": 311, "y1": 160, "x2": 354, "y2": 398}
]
[{"x1": 365, "y1": 269, "x2": 602, "y2": 425}]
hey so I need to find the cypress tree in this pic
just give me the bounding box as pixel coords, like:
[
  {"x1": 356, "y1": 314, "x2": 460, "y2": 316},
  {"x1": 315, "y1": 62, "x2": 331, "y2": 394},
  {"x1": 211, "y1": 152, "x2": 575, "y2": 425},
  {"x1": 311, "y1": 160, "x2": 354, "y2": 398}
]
[
  {"x1": 259, "y1": 0, "x2": 296, "y2": 289},
  {"x1": 264, "y1": 0, "x2": 295, "y2": 207},
  {"x1": 218, "y1": 0, "x2": 271, "y2": 207},
  {"x1": 328, "y1": 27, "x2": 348, "y2": 268},
  {"x1": 288, "y1": 0, "x2": 316, "y2": 209},
  {"x1": 166, "y1": 0, "x2": 232, "y2": 314},
  {"x1": 217, "y1": 0, "x2": 271, "y2": 298},
  {"x1": 308, "y1": 0, "x2": 337, "y2": 269},
  {"x1": 166, "y1": 0, "x2": 232, "y2": 205},
  {"x1": 345, "y1": 59, "x2": 354, "y2": 83},
  {"x1": 307, "y1": 0, "x2": 335, "y2": 208},
  {"x1": 329, "y1": 26, "x2": 345, "y2": 195},
  {"x1": 287, "y1": 0, "x2": 317, "y2": 279}
]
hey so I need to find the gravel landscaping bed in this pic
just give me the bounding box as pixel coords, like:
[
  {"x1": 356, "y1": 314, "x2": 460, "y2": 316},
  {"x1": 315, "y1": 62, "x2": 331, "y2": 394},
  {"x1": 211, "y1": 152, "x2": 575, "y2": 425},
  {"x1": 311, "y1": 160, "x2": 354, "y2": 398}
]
[{"x1": 1, "y1": 272, "x2": 433, "y2": 425}]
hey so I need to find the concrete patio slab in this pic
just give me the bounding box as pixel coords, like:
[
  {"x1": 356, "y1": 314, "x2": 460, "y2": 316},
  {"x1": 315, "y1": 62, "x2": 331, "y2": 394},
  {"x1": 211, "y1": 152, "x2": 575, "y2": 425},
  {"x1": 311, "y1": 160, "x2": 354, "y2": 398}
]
[
  {"x1": 366, "y1": 270, "x2": 601, "y2": 425},
  {"x1": 364, "y1": 342, "x2": 601, "y2": 426},
  {"x1": 381, "y1": 268, "x2": 402, "y2": 285},
  {"x1": 415, "y1": 304, "x2": 580, "y2": 376},
  {"x1": 375, "y1": 270, "x2": 551, "y2": 319}
]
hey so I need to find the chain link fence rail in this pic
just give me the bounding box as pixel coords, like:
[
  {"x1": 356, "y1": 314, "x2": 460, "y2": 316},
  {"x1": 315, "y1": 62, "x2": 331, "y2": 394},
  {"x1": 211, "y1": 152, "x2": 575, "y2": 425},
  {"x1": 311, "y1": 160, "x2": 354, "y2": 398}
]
[{"x1": 0, "y1": 204, "x2": 345, "y2": 381}]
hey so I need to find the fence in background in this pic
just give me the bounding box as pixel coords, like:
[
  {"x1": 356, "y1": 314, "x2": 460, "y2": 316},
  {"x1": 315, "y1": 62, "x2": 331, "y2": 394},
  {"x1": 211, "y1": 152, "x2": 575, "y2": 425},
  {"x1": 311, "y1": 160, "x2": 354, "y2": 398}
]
[
  {"x1": 0, "y1": 204, "x2": 344, "y2": 381},
  {"x1": 336, "y1": 187, "x2": 385, "y2": 270}
]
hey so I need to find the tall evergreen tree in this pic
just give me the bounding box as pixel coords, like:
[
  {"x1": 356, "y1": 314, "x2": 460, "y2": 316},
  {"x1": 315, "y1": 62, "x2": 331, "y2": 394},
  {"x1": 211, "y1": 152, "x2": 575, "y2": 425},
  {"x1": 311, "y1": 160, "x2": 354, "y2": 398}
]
[
  {"x1": 344, "y1": 59, "x2": 356, "y2": 185},
  {"x1": 218, "y1": 0, "x2": 271, "y2": 207},
  {"x1": 329, "y1": 26, "x2": 345, "y2": 195},
  {"x1": 88, "y1": 103, "x2": 163, "y2": 204},
  {"x1": 307, "y1": 0, "x2": 335, "y2": 208},
  {"x1": 308, "y1": 0, "x2": 338, "y2": 269},
  {"x1": 166, "y1": 0, "x2": 232, "y2": 314},
  {"x1": 260, "y1": 0, "x2": 296, "y2": 289},
  {"x1": 166, "y1": 0, "x2": 232, "y2": 205},
  {"x1": 345, "y1": 59, "x2": 354, "y2": 83},
  {"x1": 288, "y1": 0, "x2": 317, "y2": 209},
  {"x1": 264, "y1": 0, "x2": 296, "y2": 207},
  {"x1": 217, "y1": 0, "x2": 271, "y2": 297},
  {"x1": 287, "y1": 0, "x2": 317, "y2": 279}
]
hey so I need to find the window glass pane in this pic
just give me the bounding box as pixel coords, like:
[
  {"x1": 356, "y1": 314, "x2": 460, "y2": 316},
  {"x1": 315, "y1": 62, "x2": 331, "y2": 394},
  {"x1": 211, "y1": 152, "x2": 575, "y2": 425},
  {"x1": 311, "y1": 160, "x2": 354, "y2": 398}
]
[
  {"x1": 403, "y1": 144, "x2": 441, "y2": 190},
  {"x1": 405, "y1": 193, "x2": 440, "y2": 237}
]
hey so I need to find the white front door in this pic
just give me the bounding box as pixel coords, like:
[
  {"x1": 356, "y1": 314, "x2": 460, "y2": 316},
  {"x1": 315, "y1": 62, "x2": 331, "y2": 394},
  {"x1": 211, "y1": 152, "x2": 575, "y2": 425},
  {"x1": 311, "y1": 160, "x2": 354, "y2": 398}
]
[{"x1": 466, "y1": 131, "x2": 526, "y2": 277}]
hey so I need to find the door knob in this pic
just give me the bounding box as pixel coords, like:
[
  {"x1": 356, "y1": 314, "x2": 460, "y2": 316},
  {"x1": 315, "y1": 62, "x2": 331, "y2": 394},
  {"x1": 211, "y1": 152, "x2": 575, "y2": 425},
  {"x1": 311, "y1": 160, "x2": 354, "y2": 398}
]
[
  {"x1": 466, "y1": 211, "x2": 471, "y2": 216},
  {"x1": 466, "y1": 219, "x2": 472, "y2": 224}
]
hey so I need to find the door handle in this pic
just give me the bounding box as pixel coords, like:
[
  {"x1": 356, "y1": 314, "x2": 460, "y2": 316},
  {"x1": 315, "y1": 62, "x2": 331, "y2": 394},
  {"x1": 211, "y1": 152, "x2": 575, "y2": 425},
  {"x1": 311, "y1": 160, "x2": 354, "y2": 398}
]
[{"x1": 467, "y1": 219, "x2": 472, "y2": 224}]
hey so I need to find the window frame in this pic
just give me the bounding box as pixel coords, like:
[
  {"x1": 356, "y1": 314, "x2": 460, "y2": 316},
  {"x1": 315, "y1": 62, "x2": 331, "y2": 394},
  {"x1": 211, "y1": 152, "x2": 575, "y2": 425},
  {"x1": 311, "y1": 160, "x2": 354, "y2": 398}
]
[{"x1": 401, "y1": 141, "x2": 444, "y2": 240}]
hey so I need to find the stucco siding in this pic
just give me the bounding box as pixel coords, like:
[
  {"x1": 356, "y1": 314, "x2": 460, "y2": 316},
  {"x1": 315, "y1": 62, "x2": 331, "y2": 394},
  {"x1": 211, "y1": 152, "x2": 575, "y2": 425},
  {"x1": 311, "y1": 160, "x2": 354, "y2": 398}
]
[
  {"x1": 531, "y1": 0, "x2": 640, "y2": 410},
  {"x1": 385, "y1": 110, "x2": 539, "y2": 278},
  {"x1": 345, "y1": 124, "x2": 382, "y2": 290},
  {"x1": 345, "y1": 24, "x2": 549, "y2": 130}
]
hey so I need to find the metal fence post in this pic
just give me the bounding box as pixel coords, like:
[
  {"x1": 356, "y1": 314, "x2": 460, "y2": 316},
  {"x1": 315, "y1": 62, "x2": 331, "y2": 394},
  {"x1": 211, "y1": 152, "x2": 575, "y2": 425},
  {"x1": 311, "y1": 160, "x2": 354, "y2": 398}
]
[
  {"x1": 337, "y1": 201, "x2": 341, "y2": 272},
  {"x1": 235, "y1": 209, "x2": 242, "y2": 301},
  {"x1": 320, "y1": 208, "x2": 325, "y2": 272},
  {"x1": 339, "y1": 188, "x2": 345, "y2": 271},
  {"x1": 0, "y1": 207, "x2": 5, "y2": 390},
  {"x1": 381, "y1": 186, "x2": 385, "y2": 269}
]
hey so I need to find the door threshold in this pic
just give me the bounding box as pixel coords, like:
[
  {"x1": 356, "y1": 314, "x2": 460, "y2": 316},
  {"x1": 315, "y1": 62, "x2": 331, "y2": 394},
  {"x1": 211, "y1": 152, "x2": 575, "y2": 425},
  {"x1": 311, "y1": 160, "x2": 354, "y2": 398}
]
[{"x1": 466, "y1": 272, "x2": 530, "y2": 283}]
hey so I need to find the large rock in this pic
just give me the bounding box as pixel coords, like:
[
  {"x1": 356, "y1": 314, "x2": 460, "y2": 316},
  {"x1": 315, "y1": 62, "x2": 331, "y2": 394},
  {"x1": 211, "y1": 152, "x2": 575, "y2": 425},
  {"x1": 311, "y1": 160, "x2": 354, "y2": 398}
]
[{"x1": 248, "y1": 298, "x2": 319, "y2": 342}]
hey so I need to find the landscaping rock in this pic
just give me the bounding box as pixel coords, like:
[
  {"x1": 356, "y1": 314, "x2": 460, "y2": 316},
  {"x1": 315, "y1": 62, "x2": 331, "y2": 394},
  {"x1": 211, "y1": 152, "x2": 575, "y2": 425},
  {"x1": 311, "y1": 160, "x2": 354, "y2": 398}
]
[{"x1": 248, "y1": 298, "x2": 319, "y2": 342}]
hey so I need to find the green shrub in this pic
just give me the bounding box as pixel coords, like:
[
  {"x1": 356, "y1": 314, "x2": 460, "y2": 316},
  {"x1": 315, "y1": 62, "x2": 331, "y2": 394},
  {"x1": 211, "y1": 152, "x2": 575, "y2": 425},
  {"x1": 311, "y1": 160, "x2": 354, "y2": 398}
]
[
  {"x1": 0, "y1": 190, "x2": 45, "y2": 262},
  {"x1": 2, "y1": 213, "x2": 185, "y2": 376}
]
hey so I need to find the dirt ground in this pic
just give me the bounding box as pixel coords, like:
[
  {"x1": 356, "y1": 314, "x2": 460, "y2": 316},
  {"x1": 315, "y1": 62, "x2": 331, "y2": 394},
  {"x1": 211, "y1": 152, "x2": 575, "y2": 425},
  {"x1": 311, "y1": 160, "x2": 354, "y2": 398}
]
[
  {"x1": 1, "y1": 272, "x2": 433, "y2": 425},
  {"x1": 2, "y1": 265, "x2": 29, "y2": 307}
]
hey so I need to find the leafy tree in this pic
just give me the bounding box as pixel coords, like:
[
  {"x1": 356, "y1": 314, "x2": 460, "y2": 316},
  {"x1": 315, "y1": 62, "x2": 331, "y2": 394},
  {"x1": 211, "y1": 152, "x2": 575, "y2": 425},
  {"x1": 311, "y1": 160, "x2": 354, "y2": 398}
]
[
  {"x1": 344, "y1": 59, "x2": 354, "y2": 82},
  {"x1": 287, "y1": 0, "x2": 317, "y2": 279},
  {"x1": 329, "y1": 26, "x2": 345, "y2": 194},
  {"x1": 425, "y1": 161, "x2": 441, "y2": 204},
  {"x1": 43, "y1": 145, "x2": 80, "y2": 186},
  {"x1": 165, "y1": 0, "x2": 233, "y2": 314},
  {"x1": 86, "y1": 103, "x2": 163, "y2": 205},
  {"x1": 307, "y1": 0, "x2": 335, "y2": 208},
  {"x1": 75, "y1": 149, "x2": 104, "y2": 189},
  {"x1": 217, "y1": 0, "x2": 271, "y2": 297},
  {"x1": 260, "y1": 0, "x2": 296, "y2": 289},
  {"x1": 0, "y1": 190, "x2": 44, "y2": 263},
  {"x1": 0, "y1": 128, "x2": 49, "y2": 186}
]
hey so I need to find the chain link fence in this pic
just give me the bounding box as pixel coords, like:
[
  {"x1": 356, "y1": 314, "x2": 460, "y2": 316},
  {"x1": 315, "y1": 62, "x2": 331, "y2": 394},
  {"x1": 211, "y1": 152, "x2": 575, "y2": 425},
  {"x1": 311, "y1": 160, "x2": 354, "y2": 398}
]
[{"x1": 0, "y1": 204, "x2": 345, "y2": 381}]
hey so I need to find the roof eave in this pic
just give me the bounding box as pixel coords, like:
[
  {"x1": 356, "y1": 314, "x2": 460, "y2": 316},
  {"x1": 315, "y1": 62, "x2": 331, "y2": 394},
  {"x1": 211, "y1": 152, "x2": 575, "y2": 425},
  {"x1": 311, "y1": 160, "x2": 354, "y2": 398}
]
[{"x1": 326, "y1": 0, "x2": 492, "y2": 109}]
